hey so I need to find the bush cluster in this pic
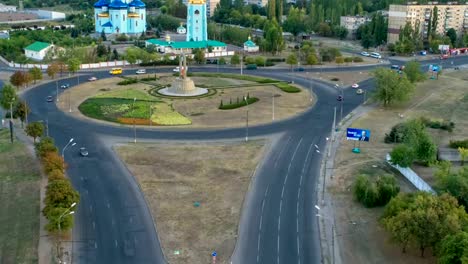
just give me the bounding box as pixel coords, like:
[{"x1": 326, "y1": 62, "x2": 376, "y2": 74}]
[
  {"x1": 352, "y1": 57, "x2": 364, "y2": 62},
  {"x1": 275, "y1": 83, "x2": 301, "y2": 93},
  {"x1": 385, "y1": 123, "x2": 408, "y2": 143},
  {"x1": 219, "y1": 94, "x2": 259, "y2": 110},
  {"x1": 353, "y1": 174, "x2": 400, "y2": 207},
  {"x1": 34, "y1": 137, "x2": 80, "y2": 232},
  {"x1": 140, "y1": 77, "x2": 158, "y2": 82},
  {"x1": 419, "y1": 117, "x2": 455, "y2": 132},
  {"x1": 117, "y1": 78, "x2": 138, "y2": 85},
  {"x1": 449, "y1": 139, "x2": 468, "y2": 149}
]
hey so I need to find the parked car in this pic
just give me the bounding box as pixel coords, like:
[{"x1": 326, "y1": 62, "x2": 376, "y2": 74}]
[
  {"x1": 173, "y1": 66, "x2": 181, "y2": 72},
  {"x1": 246, "y1": 64, "x2": 257, "y2": 70},
  {"x1": 356, "y1": 89, "x2": 364, "y2": 95},
  {"x1": 293, "y1": 67, "x2": 305, "y2": 72},
  {"x1": 351, "y1": 83, "x2": 359, "y2": 89},
  {"x1": 46, "y1": 96, "x2": 53, "y2": 102},
  {"x1": 80, "y1": 147, "x2": 89, "y2": 157},
  {"x1": 360, "y1": 51, "x2": 370, "y2": 57},
  {"x1": 136, "y1": 69, "x2": 146, "y2": 74},
  {"x1": 88, "y1": 77, "x2": 97, "y2": 81},
  {"x1": 370, "y1": 52, "x2": 382, "y2": 59},
  {"x1": 440, "y1": 54, "x2": 449, "y2": 60},
  {"x1": 60, "y1": 84, "x2": 70, "y2": 89},
  {"x1": 337, "y1": 95, "x2": 343, "y2": 101},
  {"x1": 391, "y1": 65, "x2": 400, "y2": 70}
]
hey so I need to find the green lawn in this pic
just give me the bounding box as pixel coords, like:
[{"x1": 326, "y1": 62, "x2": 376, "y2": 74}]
[
  {"x1": 95, "y1": 88, "x2": 160, "y2": 101},
  {"x1": 0, "y1": 129, "x2": 40, "y2": 264}
]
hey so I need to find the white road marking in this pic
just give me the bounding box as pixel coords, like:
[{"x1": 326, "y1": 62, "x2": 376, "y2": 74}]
[
  {"x1": 281, "y1": 186, "x2": 285, "y2": 198},
  {"x1": 92, "y1": 221, "x2": 95, "y2": 230},
  {"x1": 130, "y1": 217, "x2": 133, "y2": 223},
  {"x1": 279, "y1": 199, "x2": 283, "y2": 214},
  {"x1": 107, "y1": 202, "x2": 110, "y2": 208},
  {"x1": 89, "y1": 205, "x2": 93, "y2": 213},
  {"x1": 94, "y1": 242, "x2": 97, "y2": 249},
  {"x1": 275, "y1": 136, "x2": 291, "y2": 168},
  {"x1": 277, "y1": 235, "x2": 280, "y2": 264},
  {"x1": 114, "y1": 240, "x2": 118, "y2": 247},
  {"x1": 278, "y1": 217, "x2": 281, "y2": 231}
]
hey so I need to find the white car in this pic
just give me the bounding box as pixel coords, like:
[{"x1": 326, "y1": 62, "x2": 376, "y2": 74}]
[
  {"x1": 370, "y1": 52, "x2": 382, "y2": 59},
  {"x1": 173, "y1": 66, "x2": 187, "y2": 72},
  {"x1": 351, "y1": 83, "x2": 359, "y2": 89},
  {"x1": 88, "y1": 77, "x2": 97, "y2": 81},
  {"x1": 360, "y1": 51, "x2": 370, "y2": 57},
  {"x1": 136, "y1": 69, "x2": 146, "y2": 74},
  {"x1": 356, "y1": 89, "x2": 364, "y2": 95}
]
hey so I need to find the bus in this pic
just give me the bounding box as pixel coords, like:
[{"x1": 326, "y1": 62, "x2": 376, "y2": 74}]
[{"x1": 109, "y1": 68, "x2": 123, "y2": 75}]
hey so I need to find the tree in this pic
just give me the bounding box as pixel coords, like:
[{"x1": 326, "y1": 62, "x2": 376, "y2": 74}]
[
  {"x1": 414, "y1": 132, "x2": 437, "y2": 165},
  {"x1": 35, "y1": 137, "x2": 58, "y2": 159},
  {"x1": 390, "y1": 144, "x2": 415, "y2": 167},
  {"x1": 23, "y1": 72, "x2": 32, "y2": 87},
  {"x1": 47, "y1": 62, "x2": 60, "y2": 79},
  {"x1": 306, "y1": 53, "x2": 318, "y2": 65},
  {"x1": 459, "y1": 147, "x2": 468, "y2": 166},
  {"x1": 25, "y1": 122, "x2": 44, "y2": 143},
  {"x1": 101, "y1": 30, "x2": 107, "y2": 41},
  {"x1": 372, "y1": 68, "x2": 415, "y2": 106},
  {"x1": 43, "y1": 151, "x2": 66, "y2": 174},
  {"x1": 230, "y1": 54, "x2": 240, "y2": 65},
  {"x1": 28, "y1": 67, "x2": 43, "y2": 84},
  {"x1": 333, "y1": 26, "x2": 348, "y2": 40},
  {"x1": 403, "y1": 61, "x2": 426, "y2": 83},
  {"x1": 0, "y1": 84, "x2": 18, "y2": 110},
  {"x1": 335, "y1": 56, "x2": 344, "y2": 64},
  {"x1": 446, "y1": 28, "x2": 457, "y2": 47},
  {"x1": 14, "y1": 100, "x2": 29, "y2": 127},
  {"x1": 283, "y1": 7, "x2": 306, "y2": 36},
  {"x1": 286, "y1": 53, "x2": 298, "y2": 69},
  {"x1": 435, "y1": 166, "x2": 468, "y2": 211},
  {"x1": 43, "y1": 179, "x2": 79, "y2": 219},
  {"x1": 44, "y1": 206, "x2": 75, "y2": 232},
  {"x1": 9, "y1": 71, "x2": 26, "y2": 89},
  {"x1": 438, "y1": 232, "x2": 468, "y2": 264},
  {"x1": 431, "y1": 6, "x2": 438, "y2": 37},
  {"x1": 193, "y1": 48, "x2": 205, "y2": 64},
  {"x1": 318, "y1": 22, "x2": 332, "y2": 37},
  {"x1": 67, "y1": 58, "x2": 81, "y2": 75}
]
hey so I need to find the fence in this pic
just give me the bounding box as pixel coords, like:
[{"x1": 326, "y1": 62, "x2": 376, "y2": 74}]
[
  {"x1": 386, "y1": 154, "x2": 436, "y2": 194},
  {"x1": 7, "y1": 60, "x2": 132, "y2": 70}
]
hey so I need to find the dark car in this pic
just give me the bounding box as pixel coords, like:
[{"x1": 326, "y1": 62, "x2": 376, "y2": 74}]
[
  {"x1": 80, "y1": 147, "x2": 89, "y2": 157},
  {"x1": 337, "y1": 95, "x2": 343, "y2": 101},
  {"x1": 246, "y1": 64, "x2": 257, "y2": 70},
  {"x1": 294, "y1": 67, "x2": 305, "y2": 72},
  {"x1": 60, "y1": 84, "x2": 70, "y2": 89},
  {"x1": 46, "y1": 96, "x2": 53, "y2": 102}
]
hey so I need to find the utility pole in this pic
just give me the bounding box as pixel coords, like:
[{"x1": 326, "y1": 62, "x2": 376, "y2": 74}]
[
  {"x1": 240, "y1": 54, "x2": 243, "y2": 76},
  {"x1": 272, "y1": 93, "x2": 275, "y2": 121},
  {"x1": 56, "y1": 80, "x2": 59, "y2": 102},
  {"x1": 244, "y1": 96, "x2": 249, "y2": 142}
]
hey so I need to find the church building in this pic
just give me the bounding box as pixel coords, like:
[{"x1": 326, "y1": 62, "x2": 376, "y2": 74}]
[
  {"x1": 186, "y1": 0, "x2": 208, "y2": 41},
  {"x1": 94, "y1": 0, "x2": 146, "y2": 34}
]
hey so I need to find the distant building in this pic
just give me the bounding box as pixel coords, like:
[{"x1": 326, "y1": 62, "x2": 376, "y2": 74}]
[
  {"x1": 388, "y1": 3, "x2": 468, "y2": 44},
  {"x1": 24, "y1": 41, "x2": 54, "y2": 61},
  {"x1": 94, "y1": 0, "x2": 146, "y2": 34},
  {"x1": 340, "y1": 16, "x2": 371, "y2": 39},
  {"x1": 0, "y1": 3, "x2": 17, "y2": 12},
  {"x1": 0, "y1": 31, "x2": 9, "y2": 39},
  {"x1": 145, "y1": 38, "x2": 226, "y2": 54},
  {"x1": 177, "y1": 24, "x2": 186, "y2": 34},
  {"x1": 243, "y1": 36, "x2": 259, "y2": 53},
  {"x1": 243, "y1": 0, "x2": 268, "y2": 7}
]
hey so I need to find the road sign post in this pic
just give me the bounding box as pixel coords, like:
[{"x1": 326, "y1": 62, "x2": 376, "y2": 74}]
[{"x1": 212, "y1": 251, "x2": 217, "y2": 264}]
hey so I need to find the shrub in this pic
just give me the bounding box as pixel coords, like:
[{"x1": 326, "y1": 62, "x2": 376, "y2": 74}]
[
  {"x1": 330, "y1": 77, "x2": 340, "y2": 81},
  {"x1": 43, "y1": 178, "x2": 80, "y2": 217},
  {"x1": 219, "y1": 97, "x2": 259, "y2": 110},
  {"x1": 353, "y1": 57, "x2": 364, "y2": 62},
  {"x1": 353, "y1": 174, "x2": 400, "y2": 207},
  {"x1": 141, "y1": 77, "x2": 158, "y2": 82},
  {"x1": 275, "y1": 83, "x2": 301, "y2": 93},
  {"x1": 43, "y1": 152, "x2": 65, "y2": 174},
  {"x1": 390, "y1": 144, "x2": 415, "y2": 167},
  {"x1": 419, "y1": 117, "x2": 455, "y2": 132},
  {"x1": 35, "y1": 137, "x2": 58, "y2": 158},
  {"x1": 449, "y1": 139, "x2": 468, "y2": 149},
  {"x1": 344, "y1": 57, "x2": 353, "y2": 63},
  {"x1": 335, "y1": 56, "x2": 345, "y2": 64},
  {"x1": 117, "y1": 78, "x2": 138, "y2": 85},
  {"x1": 385, "y1": 123, "x2": 409, "y2": 143},
  {"x1": 48, "y1": 169, "x2": 65, "y2": 181}
]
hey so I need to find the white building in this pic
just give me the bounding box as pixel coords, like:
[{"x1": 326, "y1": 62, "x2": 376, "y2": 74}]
[
  {"x1": 0, "y1": 3, "x2": 17, "y2": 12},
  {"x1": 24, "y1": 41, "x2": 54, "y2": 61},
  {"x1": 243, "y1": 36, "x2": 259, "y2": 53},
  {"x1": 340, "y1": 15, "x2": 371, "y2": 39}
]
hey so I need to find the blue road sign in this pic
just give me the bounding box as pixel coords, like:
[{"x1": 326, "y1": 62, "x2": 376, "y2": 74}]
[
  {"x1": 346, "y1": 128, "x2": 371, "y2": 142},
  {"x1": 212, "y1": 251, "x2": 217, "y2": 257}
]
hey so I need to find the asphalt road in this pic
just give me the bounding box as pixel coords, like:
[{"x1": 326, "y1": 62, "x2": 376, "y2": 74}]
[{"x1": 18, "y1": 55, "x2": 468, "y2": 264}]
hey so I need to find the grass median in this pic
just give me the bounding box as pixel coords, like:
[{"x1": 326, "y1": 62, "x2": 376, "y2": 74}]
[{"x1": 0, "y1": 129, "x2": 40, "y2": 263}]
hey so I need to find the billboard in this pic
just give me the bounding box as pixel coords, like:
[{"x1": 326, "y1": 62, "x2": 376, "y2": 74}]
[{"x1": 346, "y1": 128, "x2": 371, "y2": 142}]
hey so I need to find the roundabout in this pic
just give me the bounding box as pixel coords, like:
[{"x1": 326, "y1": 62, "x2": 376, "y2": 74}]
[{"x1": 23, "y1": 65, "x2": 375, "y2": 264}]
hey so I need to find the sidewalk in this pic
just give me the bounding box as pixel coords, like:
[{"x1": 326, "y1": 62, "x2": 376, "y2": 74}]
[{"x1": 316, "y1": 104, "x2": 375, "y2": 264}]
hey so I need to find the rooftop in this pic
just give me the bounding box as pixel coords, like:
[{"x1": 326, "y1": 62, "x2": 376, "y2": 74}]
[
  {"x1": 146, "y1": 39, "x2": 226, "y2": 49},
  {"x1": 24, "y1": 41, "x2": 51, "y2": 52}
]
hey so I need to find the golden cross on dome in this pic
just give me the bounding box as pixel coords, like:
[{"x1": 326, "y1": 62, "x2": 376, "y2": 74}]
[{"x1": 188, "y1": 0, "x2": 205, "y2": 4}]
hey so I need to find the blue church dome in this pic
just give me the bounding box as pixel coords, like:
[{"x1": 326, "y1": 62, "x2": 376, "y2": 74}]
[
  {"x1": 129, "y1": 0, "x2": 146, "y2": 8},
  {"x1": 109, "y1": 0, "x2": 128, "y2": 8},
  {"x1": 94, "y1": 0, "x2": 110, "y2": 8}
]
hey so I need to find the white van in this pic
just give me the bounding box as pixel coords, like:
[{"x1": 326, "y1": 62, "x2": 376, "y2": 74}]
[{"x1": 370, "y1": 52, "x2": 382, "y2": 59}]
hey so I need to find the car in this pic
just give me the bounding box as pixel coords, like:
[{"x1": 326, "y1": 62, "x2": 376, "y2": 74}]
[
  {"x1": 46, "y1": 96, "x2": 53, "y2": 102},
  {"x1": 337, "y1": 95, "x2": 343, "y2": 101},
  {"x1": 440, "y1": 54, "x2": 449, "y2": 60},
  {"x1": 136, "y1": 69, "x2": 146, "y2": 74},
  {"x1": 60, "y1": 84, "x2": 70, "y2": 89},
  {"x1": 356, "y1": 89, "x2": 364, "y2": 95},
  {"x1": 360, "y1": 51, "x2": 370, "y2": 57},
  {"x1": 370, "y1": 52, "x2": 382, "y2": 59},
  {"x1": 88, "y1": 77, "x2": 97, "y2": 81},
  {"x1": 293, "y1": 67, "x2": 305, "y2": 72},
  {"x1": 351, "y1": 83, "x2": 359, "y2": 89},
  {"x1": 391, "y1": 65, "x2": 400, "y2": 70},
  {"x1": 80, "y1": 147, "x2": 89, "y2": 157},
  {"x1": 173, "y1": 66, "x2": 181, "y2": 72},
  {"x1": 246, "y1": 64, "x2": 257, "y2": 70}
]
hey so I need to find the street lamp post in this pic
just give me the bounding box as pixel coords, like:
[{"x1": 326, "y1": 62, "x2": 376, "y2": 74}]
[
  {"x1": 61, "y1": 138, "x2": 75, "y2": 172},
  {"x1": 57, "y1": 202, "x2": 76, "y2": 263},
  {"x1": 132, "y1": 98, "x2": 137, "y2": 143},
  {"x1": 56, "y1": 80, "x2": 59, "y2": 102},
  {"x1": 272, "y1": 92, "x2": 275, "y2": 121},
  {"x1": 9, "y1": 98, "x2": 15, "y2": 123},
  {"x1": 315, "y1": 205, "x2": 335, "y2": 264},
  {"x1": 244, "y1": 96, "x2": 249, "y2": 142},
  {"x1": 38, "y1": 119, "x2": 49, "y2": 137}
]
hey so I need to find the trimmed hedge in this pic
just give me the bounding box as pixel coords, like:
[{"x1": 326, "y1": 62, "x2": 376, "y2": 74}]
[
  {"x1": 219, "y1": 97, "x2": 259, "y2": 110},
  {"x1": 449, "y1": 139, "x2": 468, "y2": 149},
  {"x1": 193, "y1": 73, "x2": 278, "y2": 83},
  {"x1": 117, "y1": 78, "x2": 138, "y2": 85},
  {"x1": 274, "y1": 82, "x2": 301, "y2": 93}
]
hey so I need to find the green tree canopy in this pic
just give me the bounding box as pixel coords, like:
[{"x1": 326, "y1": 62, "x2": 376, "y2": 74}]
[
  {"x1": 438, "y1": 231, "x2": 468, "y2": 264},
  {"x1": 372, "y1": 68, "x2": 415, "y2": 106},
  {"x1": 67, "y1": 57, "x2": 81, "y2": 75},
  {"x1": 403, "y1": 61, "x2": 426, "y2": 83},
  {"x1": 0, "y1": 84, "x2": 18, "y2": 109},
  {"x1": 29, "y1": 66, "x2": 43, "y2": 84},
  {"x1": 25, "y1": 122, "x2": 44, "y2": 143}
]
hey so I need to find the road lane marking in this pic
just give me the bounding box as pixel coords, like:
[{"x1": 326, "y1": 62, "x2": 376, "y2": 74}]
[
  {"x1": 278, "y1": 217, "x2": 281, "y2": 231},
  {"x1": 277, "y1": 235, "x2": 280, "y2": 264},
  {"x1": 115, "y1": 239, "x2": 118, "y2": 247},
  {"x1": 279, "y1": 199, "x2": 283, "y2": 214},
  {"x1": 89, "y1": 205, "x2": 93, "y2": 213},
  {"x1": 274, "y1": 136, "x2": 291, "y2": 168},
  {"x1": 92, "y1": 221, "x2": 95, "y2": 230},
  {"x1": 107, "y1": 202, "x2": 110, "y2": 208}
]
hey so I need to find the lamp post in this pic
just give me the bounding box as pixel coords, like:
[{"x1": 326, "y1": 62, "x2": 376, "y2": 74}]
[
  {"x1": 272, "y1": 92, "x2": 275, "y2": 121},
  {"x1": 61, "y1": 138, "x2": 75, "y2": 172},
  {"x1": 57, "y1": 202, "x2": 76, "y2": 263},
  {"x1": 9, "y1": 97, "x2": 15, "y2": 123},
  {"x1": 244, "y1": 96, "x2": 249, "y2": 142},
  {"x1": 132, "y1": 97, "x2": 137, "y2": 143},
  {"x1": 315, "y1": 205, "x2": 335, "y2": 264},
  {"x1": 38, "y1": 119, "x2": 49, "y2": 137},
  {"x1": 56, "y1": 80, "x2": 59, "y2": 102},
  {"x1": 335, "y1": 84, "x2": 343, "y2": 123}
]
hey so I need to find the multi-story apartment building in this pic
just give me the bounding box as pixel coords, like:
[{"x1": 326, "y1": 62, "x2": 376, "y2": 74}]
[
  {"x1": 340, "y1": 15, "x2": 371, "y2": 39},
  {"x1": 387, "y1": 2, "x2": 468, "y2": 44},
  {"x1": 243, "y1": 0, "x2": 268, "y2": 7}
]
